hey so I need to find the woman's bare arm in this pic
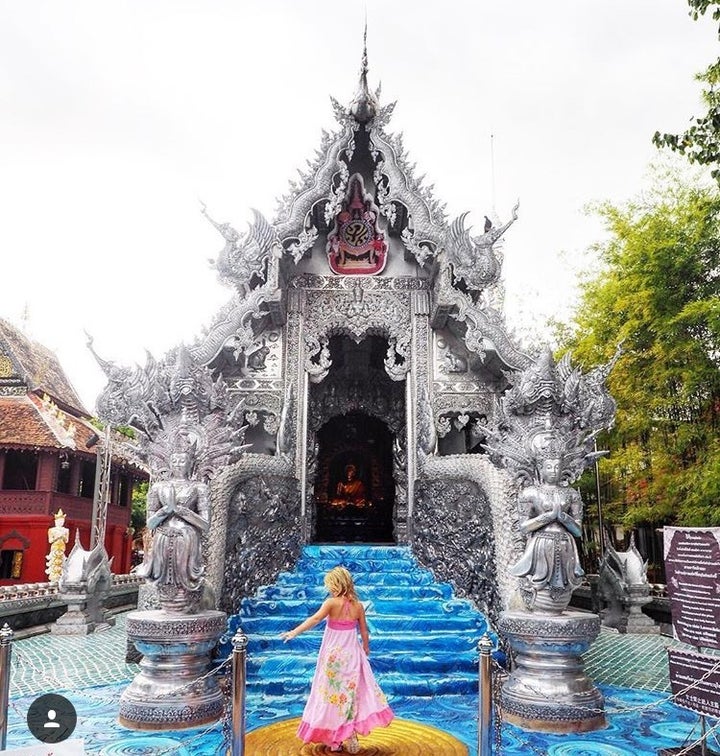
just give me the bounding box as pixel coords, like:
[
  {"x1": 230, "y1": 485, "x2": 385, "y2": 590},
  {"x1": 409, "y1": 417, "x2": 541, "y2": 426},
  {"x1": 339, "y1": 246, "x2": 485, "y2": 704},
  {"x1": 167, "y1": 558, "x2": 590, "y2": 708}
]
[{"x1": 281, "y1": 599, "x2": 333, "y2": 641}]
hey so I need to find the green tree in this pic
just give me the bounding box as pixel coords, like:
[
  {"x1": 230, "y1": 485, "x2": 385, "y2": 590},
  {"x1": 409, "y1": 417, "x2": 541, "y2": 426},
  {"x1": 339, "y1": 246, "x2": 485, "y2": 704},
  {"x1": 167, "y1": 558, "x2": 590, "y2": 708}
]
[
  {"x1": 559, "y1": 176, "x2": 720, "y2": 530},
  {"x1": 653, "y1": 2, "x2": 720, "y2": 182},
  {"x1": 131, "y1": 480, "x2": 148, "y2": 533}
]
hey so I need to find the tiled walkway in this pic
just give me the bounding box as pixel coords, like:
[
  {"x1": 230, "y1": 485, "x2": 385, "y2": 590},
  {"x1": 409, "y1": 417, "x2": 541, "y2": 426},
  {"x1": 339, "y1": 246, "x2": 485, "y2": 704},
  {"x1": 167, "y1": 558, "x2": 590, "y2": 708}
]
[
  {"x1": 8, "y1": 612, "x2": 703, "y2": 699},
  {"x1": 5, "y1": 612, "x2": 719, "y2": 755},
  {"x1": 585, "y1": 626, "x2": 720, "y2": 693},
  {"x1": 9, "y1": 614, "x2": 137, "y2": 698}
]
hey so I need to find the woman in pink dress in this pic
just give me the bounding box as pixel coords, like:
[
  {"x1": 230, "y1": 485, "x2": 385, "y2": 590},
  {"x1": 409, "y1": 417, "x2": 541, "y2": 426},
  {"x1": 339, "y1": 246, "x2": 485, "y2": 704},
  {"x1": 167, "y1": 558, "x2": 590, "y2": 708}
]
[{"x1": 281, "y1": 566, "x2": 394, "y2": 752}]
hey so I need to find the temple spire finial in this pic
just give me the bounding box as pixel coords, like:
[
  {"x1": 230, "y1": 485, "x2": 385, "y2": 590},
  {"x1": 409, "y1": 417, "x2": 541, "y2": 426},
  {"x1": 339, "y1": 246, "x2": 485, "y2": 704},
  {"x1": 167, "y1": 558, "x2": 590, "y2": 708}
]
[
  {"x1": 361, "y1": 16, "x2": 368, "y2": 76},
  {"x1": 350, "y1": 18, "x2": 378, "y2": 124}
]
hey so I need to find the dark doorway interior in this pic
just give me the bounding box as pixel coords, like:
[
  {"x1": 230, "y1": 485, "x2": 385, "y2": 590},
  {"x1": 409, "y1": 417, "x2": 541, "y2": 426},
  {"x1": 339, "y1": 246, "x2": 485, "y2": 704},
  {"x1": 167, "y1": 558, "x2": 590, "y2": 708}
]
[{"x1": 313, "y1": 412, "x2": 395, "y2": 543}]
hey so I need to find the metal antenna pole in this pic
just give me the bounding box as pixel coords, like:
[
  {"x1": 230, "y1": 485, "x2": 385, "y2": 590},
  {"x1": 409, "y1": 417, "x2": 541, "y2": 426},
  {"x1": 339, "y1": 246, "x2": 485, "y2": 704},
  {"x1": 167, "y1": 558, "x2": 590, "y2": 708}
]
[
  {"x1": 490, "y1": 133, "x2": 496, "y2": 214},
  {"x1": 594, "y1": 438, "x2": 605, "y2": 552}
]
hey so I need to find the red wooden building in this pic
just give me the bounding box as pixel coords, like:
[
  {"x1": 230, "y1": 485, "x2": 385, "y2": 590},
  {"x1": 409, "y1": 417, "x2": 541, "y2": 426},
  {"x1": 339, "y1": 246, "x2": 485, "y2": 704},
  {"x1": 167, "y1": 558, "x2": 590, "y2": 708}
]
[{"x1": 0, "y1": 319, "x2": 148, "y2": 583}]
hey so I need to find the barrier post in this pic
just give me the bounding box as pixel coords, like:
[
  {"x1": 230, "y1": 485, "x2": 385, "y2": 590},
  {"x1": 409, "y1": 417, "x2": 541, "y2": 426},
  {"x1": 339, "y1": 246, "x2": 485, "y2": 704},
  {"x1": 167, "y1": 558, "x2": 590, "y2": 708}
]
[
  {"x1": 478, "y1": 633, "x2": 493, "y2": 756},
  {"x1": 0, "y1": 624, "x2": 13, "y2": 750},
  {"x1": 231, "y1": 630, "x2": 248, "y2": 756}
]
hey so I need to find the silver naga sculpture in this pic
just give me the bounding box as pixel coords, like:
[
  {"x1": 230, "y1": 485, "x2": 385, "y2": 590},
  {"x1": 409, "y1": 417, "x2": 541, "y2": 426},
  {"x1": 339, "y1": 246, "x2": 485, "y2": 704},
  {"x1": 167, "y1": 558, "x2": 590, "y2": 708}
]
[
  {"x1": 488, "y1": 347, "x2": 620, "y2": 613},
  {"x1": 52, "y1": 533, "x2": 114, "y2": 634},
  {"x1": 90, "y1": 341, "x2": 249, "y2": 614},
  {"x1": 598, "y1": 533, "x2": 658, "y2": 633}
]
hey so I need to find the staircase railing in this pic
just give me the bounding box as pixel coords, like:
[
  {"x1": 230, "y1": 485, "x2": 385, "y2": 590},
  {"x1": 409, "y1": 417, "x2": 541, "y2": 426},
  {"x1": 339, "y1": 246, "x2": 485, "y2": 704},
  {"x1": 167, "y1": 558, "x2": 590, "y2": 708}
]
[
  {"x1": 231, "y1": 630, "x2": 248, "y2": 756},
  {"x1": 478, "y1": 633, "x2": 493, "y2": 756}
]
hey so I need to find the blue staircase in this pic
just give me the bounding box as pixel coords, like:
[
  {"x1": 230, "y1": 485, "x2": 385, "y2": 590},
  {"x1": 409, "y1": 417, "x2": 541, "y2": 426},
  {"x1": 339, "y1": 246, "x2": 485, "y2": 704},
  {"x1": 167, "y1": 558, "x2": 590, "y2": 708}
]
[{"x1": 220, "y1": 544, "x2": 494, "y2": 709}]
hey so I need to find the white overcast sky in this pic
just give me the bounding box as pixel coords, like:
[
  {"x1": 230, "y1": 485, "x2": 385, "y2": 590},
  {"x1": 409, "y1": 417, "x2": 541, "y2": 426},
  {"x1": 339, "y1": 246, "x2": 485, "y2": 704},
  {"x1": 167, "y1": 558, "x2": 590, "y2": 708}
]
[{"x1": 1, "y1": 1, "x2": 717, "y2": 411}]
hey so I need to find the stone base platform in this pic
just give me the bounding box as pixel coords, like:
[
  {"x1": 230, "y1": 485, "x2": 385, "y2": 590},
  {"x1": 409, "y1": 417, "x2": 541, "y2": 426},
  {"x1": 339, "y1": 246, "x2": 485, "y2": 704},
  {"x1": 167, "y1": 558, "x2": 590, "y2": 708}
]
[
  {"x1": 499, "y1": 610, "x2": 606, "y2": 733},
  {"x1": 119, "y1": 609, "x2": 226, "y2": 730}
]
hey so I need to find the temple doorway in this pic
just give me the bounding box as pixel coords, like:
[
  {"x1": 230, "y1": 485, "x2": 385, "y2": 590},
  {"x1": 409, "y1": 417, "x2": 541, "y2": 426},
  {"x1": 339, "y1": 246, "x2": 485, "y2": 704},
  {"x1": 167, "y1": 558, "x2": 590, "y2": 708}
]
[{"x1": 312, "y1": 412, "x2": 396, "y2": 543}]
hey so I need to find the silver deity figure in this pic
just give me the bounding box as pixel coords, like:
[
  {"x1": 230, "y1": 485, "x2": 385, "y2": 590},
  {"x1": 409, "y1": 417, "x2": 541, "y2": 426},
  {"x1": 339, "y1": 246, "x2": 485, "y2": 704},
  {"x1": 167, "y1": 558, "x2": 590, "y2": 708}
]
[
  {"x1": 510, "y1": 453, "x2": 584, "y2": 613},
  {"x1": 139, "y1": 437, "x2": 210, "y2": 613}
]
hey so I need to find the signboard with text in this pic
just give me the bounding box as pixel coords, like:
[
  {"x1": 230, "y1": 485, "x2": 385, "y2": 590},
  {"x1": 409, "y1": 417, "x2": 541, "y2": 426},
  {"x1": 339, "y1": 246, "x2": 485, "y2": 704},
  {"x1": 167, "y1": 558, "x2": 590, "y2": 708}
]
[
  {"x1": 667, "y1": 648, "x2": 720, "y2": 719},
  {"x1": 664, "y1": 526, "x2": 720, "y2": 650}
]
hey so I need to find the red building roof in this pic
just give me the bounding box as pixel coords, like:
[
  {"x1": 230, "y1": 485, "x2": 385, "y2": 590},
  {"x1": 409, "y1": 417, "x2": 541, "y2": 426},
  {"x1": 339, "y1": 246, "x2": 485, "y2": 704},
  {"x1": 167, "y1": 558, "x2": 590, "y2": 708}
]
[
  {"x1": 0, "y1": 318, "x2": 87, "y2": 416},
  {"x1": 0, "y1": 394, "x2": 99, "y2": 451},
  {"x1": 0, "y1": 320, "x2": 146, "y2": 473}
]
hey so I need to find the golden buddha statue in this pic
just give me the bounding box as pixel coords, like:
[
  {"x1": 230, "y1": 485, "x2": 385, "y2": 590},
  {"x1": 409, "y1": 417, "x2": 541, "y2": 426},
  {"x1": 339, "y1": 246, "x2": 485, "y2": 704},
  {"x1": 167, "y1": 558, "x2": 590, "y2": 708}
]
[{"x1": 330, "y1": 464, "x2": 369, "y2": 508}]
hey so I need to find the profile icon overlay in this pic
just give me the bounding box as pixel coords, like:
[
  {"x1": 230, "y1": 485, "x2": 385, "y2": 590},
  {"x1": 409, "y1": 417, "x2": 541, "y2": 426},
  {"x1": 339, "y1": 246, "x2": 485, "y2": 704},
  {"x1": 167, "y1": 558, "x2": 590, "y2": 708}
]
[{"x1": 26, "y1": 693, "x2": 77, "y2": 743}]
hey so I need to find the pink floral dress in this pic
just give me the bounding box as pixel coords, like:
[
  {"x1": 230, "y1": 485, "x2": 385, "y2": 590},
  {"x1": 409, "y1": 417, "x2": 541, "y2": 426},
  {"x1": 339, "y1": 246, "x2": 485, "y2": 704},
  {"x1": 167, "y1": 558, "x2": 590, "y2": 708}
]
[{"x1": 297, "y1": 601, "x2": 394, "y2": 748}]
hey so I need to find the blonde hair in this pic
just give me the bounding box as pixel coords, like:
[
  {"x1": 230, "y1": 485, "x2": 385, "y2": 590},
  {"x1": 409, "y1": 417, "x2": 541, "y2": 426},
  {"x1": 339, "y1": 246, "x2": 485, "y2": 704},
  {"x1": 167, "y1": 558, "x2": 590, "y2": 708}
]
[{"x1": 324, "y1": 566, "x2": 358, "y2": 601}]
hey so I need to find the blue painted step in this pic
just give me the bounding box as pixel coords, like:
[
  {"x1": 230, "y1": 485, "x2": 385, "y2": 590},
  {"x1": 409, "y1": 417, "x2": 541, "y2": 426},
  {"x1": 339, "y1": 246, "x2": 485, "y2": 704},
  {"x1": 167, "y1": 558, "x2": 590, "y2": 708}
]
[{"x1": 220, "y1": 544, "x2": 495, "y2": 701}]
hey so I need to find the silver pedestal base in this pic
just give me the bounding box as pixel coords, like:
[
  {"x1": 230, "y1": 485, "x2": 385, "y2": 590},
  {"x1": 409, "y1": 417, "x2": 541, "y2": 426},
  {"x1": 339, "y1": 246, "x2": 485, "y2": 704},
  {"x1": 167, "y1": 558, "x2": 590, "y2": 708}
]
[
  {"x1": 119, "y1": 609, "x2": 227, "y2": 730},
  {"x1": 51, "y1": 601, "x2": 115, "y2": 635},
  {"x1": 499, "y1": 610, "x2": 606, "y2": 733}
]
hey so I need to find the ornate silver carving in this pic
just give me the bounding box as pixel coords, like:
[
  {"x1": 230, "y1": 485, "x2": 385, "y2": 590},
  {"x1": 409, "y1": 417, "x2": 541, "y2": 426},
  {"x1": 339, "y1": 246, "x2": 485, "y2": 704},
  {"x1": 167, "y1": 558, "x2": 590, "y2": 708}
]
[
  {"x1": 432, "y1": 262, "x2": 533, "y2": 372},
  {"x1": 305, "y1": 334, "x2": 332, "y2": 383},
  {"x1": 413, "y1": 477, "x2": 500, "y2": 623},
  {"x1": 53, "y1": 536, "x2": 115, "y2": 635},
  {"x1": 86, "y1": 335, "x2": 161, "y2": 433},
  {"x1": 276, "y1": 382, "x2": 295, "y2": 458},
  {"x1": 262, "y1": 412, "x2": 280, "y2": 436},
  {"x1": 120, "y1": 609, "x2": 227, "y2": 731},
  {"x1": 189, "y1": 286, "x2": 281, "y2": 368},
  {"x1": 416, "y1": 383, "x2": 437, "y2": 461},
  {"x1": 307, "y1": 371, "x2": 405, "y2": 435},
  {"x1": 94, "y1": 344, "x2": 249, "y2": 615},
  {"x1": 421, "y1": 454, "x2": 522, "y2": 611},
  {"x1": 436, "y1": 415, "x2": 452, "y2": 438},
  {"x1": 348, "y1": 28, "x2": 379, "y2": 124},
  {"x1": 220, "y1": 474, "x2": 301, "y2": 612},
  {"x1": 201, "y1": 205, "x2": 280, "y2": 296},
  {"x1": 498, "y1": 610, "x2": 606, "y2": 733},
  {"x1": 392, "y1": 435, "x2": 408, "y2": 512},
  {"x1": 302, "y1": 289, "x2": 412, "y2": 384},
  {"x1": 286, "y1": 226, "x2": 318, "y2": 264},
  {"x1": 289, "y1": 274, "x2": 430, "y2": 292},
  {"x1": 445, "y1": 203, "x2": 519, "y2": 292},
  {"x1": 488, "y1": 348, "x2": 617, "y2": 731},
  {"x1": 370, "y1": 127, "x2": 446, "y2": 266},
  {"x1": 598, "y1": 533, "x2": 658, "y2": 634},
  {"x1": 234, "y1": 390, "x2": 282, "y2": 417},
  {"x1": 125, "y1": 610, "x2": 227, "y2": 639},
  {"x1": 274, "y1": 123, "x2": 355, "y2": 249},
  {"x1": 383, "y1": 337, "x2": 410, "y2": 381},
  {"x1": 205, "y1": 453, "x2": 297, "y2": 601},
  {"x1": 487, "y1": 348, "x2": 618, "y2": 613}
]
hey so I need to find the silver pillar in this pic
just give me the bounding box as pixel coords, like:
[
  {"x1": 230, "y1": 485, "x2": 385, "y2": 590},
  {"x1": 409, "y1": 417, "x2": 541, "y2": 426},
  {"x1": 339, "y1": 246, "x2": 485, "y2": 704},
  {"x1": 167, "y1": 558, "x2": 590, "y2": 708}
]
[
  {"x1": 299, "y1": 370, "x2": 310, "y2": 540},
  {"x1": 0, "y1": 624, "x2": 13, "y2": 750},
  {"x1": 405, "y1": 376, "x2": 416, "y2": 537},
  {"x1": 231, "y1": 630, "x2": 248, "y2": 756},
  {"x1": 478, "y1": 633, "x2": 493, "y2": 756}
]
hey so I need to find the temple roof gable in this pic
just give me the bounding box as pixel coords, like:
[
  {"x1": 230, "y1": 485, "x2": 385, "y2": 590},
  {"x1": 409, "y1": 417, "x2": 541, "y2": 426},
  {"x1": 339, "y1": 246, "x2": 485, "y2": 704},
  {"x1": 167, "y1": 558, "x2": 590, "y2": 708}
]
[{"x1": 0, "y1": 318, "x2": 87, "y2": 416}]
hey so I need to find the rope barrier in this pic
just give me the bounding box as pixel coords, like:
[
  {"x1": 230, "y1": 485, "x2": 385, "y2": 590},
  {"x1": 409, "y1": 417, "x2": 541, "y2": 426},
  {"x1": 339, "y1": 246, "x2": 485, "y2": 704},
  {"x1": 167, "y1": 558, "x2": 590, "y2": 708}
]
[
  {"x1": 486, "y1": 651, "x2": 720, "y2": 756},
  {"x1": 12, "y1": 648, "x2": 112, "y2": 704},
  {"x1": 671, "y1": 719, "x2": 720, "y2": 756},
  {"x1": 490, "y1": 655, "x2": 720, "y2": 718}
]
